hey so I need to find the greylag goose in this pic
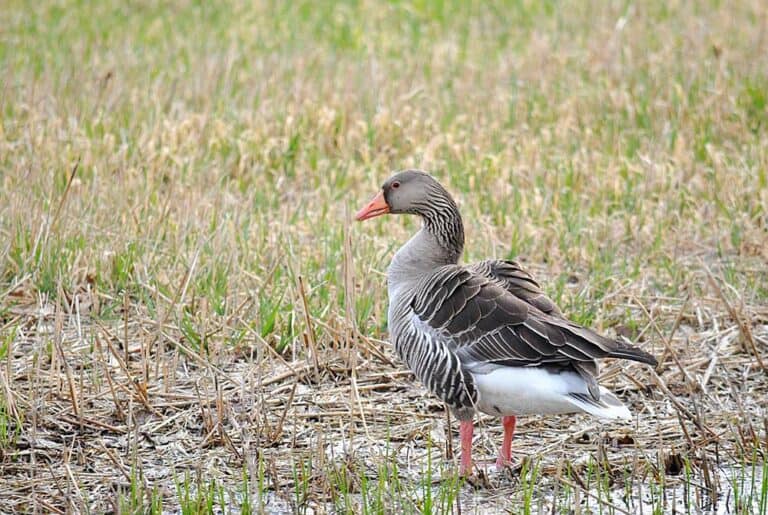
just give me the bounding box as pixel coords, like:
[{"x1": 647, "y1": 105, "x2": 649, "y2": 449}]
[{"x1": 355, "y1": 170, "x2": 657, "y2": 476}]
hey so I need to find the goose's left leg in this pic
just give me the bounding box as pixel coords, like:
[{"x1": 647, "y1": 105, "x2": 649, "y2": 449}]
[
  {"x1": 495, "y1": 415, "x2": 517, "y2": 469},
  {"x1": 459, "y1": 419, "x2": 474, "y2": 475}
]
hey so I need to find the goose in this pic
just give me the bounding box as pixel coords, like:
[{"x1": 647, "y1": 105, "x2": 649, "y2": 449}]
[{"x1": 355, "y1": 170, "x2": 657, "y2": 476}]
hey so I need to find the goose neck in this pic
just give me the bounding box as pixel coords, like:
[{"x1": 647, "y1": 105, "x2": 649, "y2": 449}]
[{"x1": 387, "y1": 227, "x2": 462, "y2": 298}]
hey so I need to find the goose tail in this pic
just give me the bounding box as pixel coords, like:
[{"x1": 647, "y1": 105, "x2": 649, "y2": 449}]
[{"x1": 567, "y1": 387, "x2": 632, "y2": 420}]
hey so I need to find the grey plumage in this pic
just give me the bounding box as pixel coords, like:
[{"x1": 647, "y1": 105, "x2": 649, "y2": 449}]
[{"x1": 362, "y1": 169, "x2": 657, "y2": 422}]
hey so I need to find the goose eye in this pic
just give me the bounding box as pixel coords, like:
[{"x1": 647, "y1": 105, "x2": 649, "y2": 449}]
[{"x1": 392, "y1": 181, "x2": 400, "y2": 189}]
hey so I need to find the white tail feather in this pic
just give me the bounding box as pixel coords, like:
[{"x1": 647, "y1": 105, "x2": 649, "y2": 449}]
[{"x1": 567, "y1": 387, "x2": 631, "y2": 420}]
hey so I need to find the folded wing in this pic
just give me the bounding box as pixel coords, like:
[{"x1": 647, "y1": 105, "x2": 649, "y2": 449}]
[
  {"x1": 470, "y1": 259, "x2": 562, "y2": 317},
  {"x1": 411, "y1": 265, "x2": 657, "y2": 399}
]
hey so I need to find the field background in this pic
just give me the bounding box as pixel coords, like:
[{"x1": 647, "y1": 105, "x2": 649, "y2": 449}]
[{"x1": 2, "y1": 0, "x2": 767, "y2": 513}]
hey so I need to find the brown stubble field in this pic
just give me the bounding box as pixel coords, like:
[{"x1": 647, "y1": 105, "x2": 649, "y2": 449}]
[{"x1": 1, "y1": 0, "x2": 767, "y2": 513}]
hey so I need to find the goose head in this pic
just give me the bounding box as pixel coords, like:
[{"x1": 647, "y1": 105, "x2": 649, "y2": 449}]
[
  {"x1": 355, "y1": 170, "x2": 465, "y2": 261},
  {"x1": 355, "y1": 170, "x2": 455, "y2": 221}
]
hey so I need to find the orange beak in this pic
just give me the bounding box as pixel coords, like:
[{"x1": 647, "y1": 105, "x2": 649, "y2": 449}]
[{"x1": 355, "y1": 190, "x2": 390, "y2": 221}]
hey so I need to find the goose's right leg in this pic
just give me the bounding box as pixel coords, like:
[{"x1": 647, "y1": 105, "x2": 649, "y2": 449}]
[{"x1": 495, "y1": 415, "x2": 517, "y2": 469}]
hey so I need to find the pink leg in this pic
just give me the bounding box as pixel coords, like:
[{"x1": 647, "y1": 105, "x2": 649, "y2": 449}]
[
  {"x1": 459, "y1": 420, "x2": 474, "y2": 476},
  {"x1": 496, "y1": 415, "x2": 517, "y2": 469}
]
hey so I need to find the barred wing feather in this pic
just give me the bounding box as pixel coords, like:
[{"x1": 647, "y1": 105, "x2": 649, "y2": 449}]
[{"x1": 410, "y1": 265, "x2": 657, "y2": 398}]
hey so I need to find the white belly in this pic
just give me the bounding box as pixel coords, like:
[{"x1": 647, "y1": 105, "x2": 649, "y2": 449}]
[{"x1": 471, "y1": 366, "x2": 630, "y2": 419}]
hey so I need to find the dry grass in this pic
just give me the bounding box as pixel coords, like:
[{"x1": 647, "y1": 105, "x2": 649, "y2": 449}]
[{"x1": 1, "y1": 0, "x2": 767, "y2": 512}]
